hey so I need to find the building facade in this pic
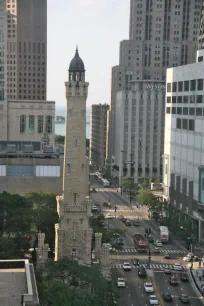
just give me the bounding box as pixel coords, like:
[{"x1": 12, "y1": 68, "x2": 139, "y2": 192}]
[
  {"x1": 163, "y1": 49, "x2": 204, "y2": 242},
  {"x1": 107, "y1": 0, "x2": 202, "y2": 180},
  {"x1": 0, "y1": 0, "x2": 55, "y2": 142},
  {"x1": 55, "y1": 49, "x2": 92, "y2": 264},
  {"x1": 89, "y1": 103, "x2": 109, "y2": 170},
  {"x1": 0, "y1": 140, "x2": 63, "y2": 194},
  {"x1": 197, "y1": 0, "x2": 204, "y2": 49},
  {"x1": 114, "y1": 81, "x2": 165, "y2": 183}
]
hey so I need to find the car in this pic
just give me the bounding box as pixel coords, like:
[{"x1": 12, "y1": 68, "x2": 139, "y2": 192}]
[
  {"x1": 117, "y1": 277, "x2": 126, "y2": 288},
  {"x1": 105, "y1": 213, "x2": 114, "y2": 219},
  {"x1": 121, "y1": 218, "x2": 127, "y2": 223},
  {"x1": 144, "y1": 282, "x2": 154, "y2": 293},
  {"x1": 133, "y1": 220, "x2": 140, "y2": 226},
  {"x1": 149, "y1": 295, "x2": 159, "y2": 305},
  {"x1": 179, "y1": 294, "x2": 190, "y2": 304},
  {"x1": 180, "y1": 273, "x2": 188, "y2": 282},
  {"x1": 163, "y1": 293, "x2": 173, "y2": 302},
  {"x1": 153, "y1": 247, "x2": 161, "y2": 254},
  {"x1": 138, "y1": 267, "x2": 147, "y2": 277},
  {"x1": 148, "y1": 236, "x2": 154, "y2": 243},
  {"x1": 109, "y1": 247, "x2": 116, "y2": 252},
  {"x1": 132, "y1": 259, "x2": 139, "y2": 266},
  {"x1": 164, "y1": 253, "x2": 171, "y2": 259},
  {"x1": 155, "y1": 240, "x2": 162, "y2": 247},
  {"x1": 169, "y1": 276, "x2": 179, "y2": 285},
  {"x1": 122, "y1": 262, "x2": 132, "y2": 271},
  {"x1": 164, "y1": 268, "x2": 172, "y2": 275},
  {"x1": 118, "y1": 215, "x2": 125, "y2": 220},
  {"x1": 125, "y1": 220, "x2": 131, "y2": 226},
  {"x1": 173, "y1": 263, "x2": 182, "y2": 271}
]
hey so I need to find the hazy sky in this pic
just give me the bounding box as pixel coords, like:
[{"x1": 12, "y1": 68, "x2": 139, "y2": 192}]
[{"x1": 47, "y1": 0, "x2": 129, "y2": 108}]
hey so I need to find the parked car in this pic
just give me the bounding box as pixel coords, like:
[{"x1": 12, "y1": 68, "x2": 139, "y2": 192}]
[
  {"x1": 169, "y1": 276, "x2": 179, "y2": 285},
  {"x1": 105, "y1": 213, "x2": 114, "y2": 219},
  {"x1": 173, "y1": 263, "x2": 182, "y2": 271},
  {"x1": 180, "y1": 273, "x2": 188, "y2": 282},
  {"x1": 122, "y1": 262, "x2": 132, "y2": 271},
  {"x1": 179, "y1": 294, "x2": 190, "y2": 303},
  {"x1": 125, "y1": 220, "x2": 131, "y2": 226},
  {"x1": 118, "y1": 215, "x2": 125, "y2": 220},
  {"x1": 117, "y1": 277, "x2": 126, "y2": 288},
  {"x1": 163, "y1": 293, "x2": 173, "y2": 302},
  {"x1": 133, "y1": 220, "x2": 140, "y2": 226},
  {"x1": 149, "y1": 295, "x2": 159, "y2": 305},
  {"x1": 144, "y1": 282, "x2": 154, "y2": 293}
]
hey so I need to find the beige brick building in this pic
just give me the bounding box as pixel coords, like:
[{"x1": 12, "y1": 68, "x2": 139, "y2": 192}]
[{"x1": 0, "y1": 0, "x2": 55, "y2": 142}]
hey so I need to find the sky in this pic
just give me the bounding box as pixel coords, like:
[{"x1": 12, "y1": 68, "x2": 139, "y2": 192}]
[{"x1": 47, "y1": 0, "x2": 130, "y2": 108}]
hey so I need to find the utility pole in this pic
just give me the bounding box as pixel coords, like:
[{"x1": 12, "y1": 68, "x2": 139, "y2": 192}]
[
  {"x1": 120, "y1": 150, "x2": 125, "y2": 196},
  {"x1": 125, "y1": 153, "x2": 134, "y2": 204}
]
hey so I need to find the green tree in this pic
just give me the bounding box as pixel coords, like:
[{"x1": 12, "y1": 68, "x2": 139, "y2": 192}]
[
  {"x1": 37, "y1": 259, "x2": 118, "y2": 306},
  {"x1": 55, "y1": 135, "x2": 65, "y2": 145}
]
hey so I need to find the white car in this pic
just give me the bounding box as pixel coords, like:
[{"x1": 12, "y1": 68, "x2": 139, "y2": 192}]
[
  {"x1": 110, "y1": 247, "x2": 116, "y2": 252},
  {"x1": 122, "y1": 262, "x2": 132, "y2": 271},
  {"x1": 173, "y1": 263, "x2": 182, "y2": 271},
  {"x1": 144, "y1": 282, "x2": 154, "y2": 293},
  {"x1": 117, "y1": 277, "x2": 126, "y2": 288},
  {"x1": 149, "y1": 295, "x2": 159, "y2": 305},
  {"x1": 105, "y1": 213, "x2": 113, "y2": 219},
  {"x1": 155, "y1": 240, "x2": 162, "y2": 247}
]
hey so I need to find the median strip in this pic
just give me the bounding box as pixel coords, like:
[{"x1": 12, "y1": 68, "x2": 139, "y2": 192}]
[{"x1": 151, "y1": 278, "x2": 165, "y2": 306}]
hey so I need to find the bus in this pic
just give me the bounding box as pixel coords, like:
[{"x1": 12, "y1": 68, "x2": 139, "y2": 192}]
[
  {"x1": 134, "y1": 234, "x2": 148, "y2": 253},
  {"x1": 159, "y1": 226, "x2": 169, "y2": 243}
]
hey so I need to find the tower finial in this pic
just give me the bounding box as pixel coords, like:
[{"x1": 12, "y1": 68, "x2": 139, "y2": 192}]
[{"x1": 76, "y1": 44, "x2": 78, "y2": 52}]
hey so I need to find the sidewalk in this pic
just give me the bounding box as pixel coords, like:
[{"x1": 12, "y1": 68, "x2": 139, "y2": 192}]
[{"x1": 188, "y1": 262, "x2": 204, "y2": 302}]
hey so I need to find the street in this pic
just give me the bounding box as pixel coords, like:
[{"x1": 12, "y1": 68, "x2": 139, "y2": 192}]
[{"x1": 90, "y1": 188, "x2": 204, "y2": 306}]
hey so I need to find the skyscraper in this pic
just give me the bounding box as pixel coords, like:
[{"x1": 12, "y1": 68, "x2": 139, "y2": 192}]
[
  {"x1": 198, "y1": 0, "x2": 204, "y2": 49},
  {"x1": 0, "y1": 0, "x2": 55, "y2": 143},
  {"x1": 107, "y1": 0, "x2": 202, "y2": 182}
]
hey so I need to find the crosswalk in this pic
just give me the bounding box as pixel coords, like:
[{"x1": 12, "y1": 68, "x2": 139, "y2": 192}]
[
  {"x1": 111, "y1": 263, "x2": 186, "y2": 270},
  {"x1": 104, "y1": 206, "x2": 147, "y2": 213},
  {"x1": 114, "y1": 248, "x2": 186, "y2": 254}
]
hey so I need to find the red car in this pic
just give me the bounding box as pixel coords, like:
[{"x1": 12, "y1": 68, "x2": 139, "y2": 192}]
[
  {"x1": 153, "y1": 248, "x2": 161, "y2": 254},
  {"x1": 169, "y1": 276, "x2": 179, "y2": 285}
]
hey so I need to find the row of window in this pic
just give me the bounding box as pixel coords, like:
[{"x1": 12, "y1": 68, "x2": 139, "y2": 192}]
[
  {"x1": 176, "y1": 118, "x2": 195, "y2": 131},
  {"x1": 166, "y1": 107, "x2": 204, "y2": 116},
  {"x1": 20, "y1": 115, "x2": 53, "y2": 134},
  {"x1": 167, "y1": 95, "x2": 204, "y2": 104},
  {"x1": 167, "y1": 79, "x2": 204, "y2": 92}
]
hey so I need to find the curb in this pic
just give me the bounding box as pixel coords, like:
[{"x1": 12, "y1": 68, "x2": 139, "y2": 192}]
[{"x1": 188, "y1": 267, "x2": 204, "y2": 304}]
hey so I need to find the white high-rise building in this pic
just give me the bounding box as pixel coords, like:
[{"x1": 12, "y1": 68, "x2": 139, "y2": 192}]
[
  {"x1": 107, "y1": 0, "x2": 202, "y2": 181},
  {"x1": 163, "y1": 49, "x2": 204, "y2": 243},
  {"x1": 55, "y1": 48, "x2": 93, "y2": 264}
]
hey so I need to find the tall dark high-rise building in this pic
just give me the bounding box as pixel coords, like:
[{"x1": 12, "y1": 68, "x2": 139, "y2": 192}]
[
  {"x1": 107, "y1": 0, "x2": 202, "y2": 182},
  {"x1": 198, "y1": 0, "x2": 204, "y2": 49}
]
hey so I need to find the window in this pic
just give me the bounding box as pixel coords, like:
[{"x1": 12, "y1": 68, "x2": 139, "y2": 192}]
[
  {"x1": 198, "y1": 56, "x2": 203, "y2": 62},
  {"x1": 182, "y1": 119, "x2": 188, "y2": 130},
  {"x1": 172, "y1": 107, "x2": 176, "y2": 114},
  {"x1": 183, "y1": 96, "x2": 188, "y2": 103},
  {"x1": 38, "y1": 115, "x2": 43, "y2": 133},
  {"x1": 196, "y1": 95, "x2": 203, "y2": 103},
  {"x1": 196, "y1": 108, "x2": 202, "y2": 116},
  {"x1": 189, "y1": 108, "x2": 195, "y2": 115},
  {"x1": 197, "y1": 79, "x2": 203, "y2": 90},
  {"x1": 189, "y1": 119, "x2": 195, "y2": 131},
  {"x1": 166, "y1": 107, "x2": 170, "y2": 114},
  {"x1": 167, "y1": 83, "x2": 171, "y2": 92},
  {"x1": 190, "y1": 79, "x2": 196, "y2": 91},
  {"x1": 190, "y1": 95, "x2": 196, "y2": 103},
  {"x1": 183, "y1": 107, "x2": 188, "y2": 115},
  {"x1": 167, "y1": 97, "x2": 171, "y2": 103},
  {"x1": 184, "y1": 80, "x2": 189, "y2": 91},
  {"x1": 45, "y1": 116, "x2": 52, "y2": 134},
  {"x1": 172, "y1": 96, "x2": 176, "y2": 103},
  {"x1": 172, "y1": 82, "x2": 177, "y2": 92},
  {"x1": 178, "y1": 81, "x2": 183, "y2": 92},
  {"x1": 28, "y1": 115, "x2": 35, "y2": 132},
  {"x1": 20, "y1": 115, "x2": 26, "y2": 133},
  {"x1": 177, "y1": 96, "x2": 182, "y2": 103},
  {"x1": 176, "y1": 118, "x2": 181, "y2": 129},
  {"x1": 177, "y1": 107, "x2": 182, "y2": 114}
]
